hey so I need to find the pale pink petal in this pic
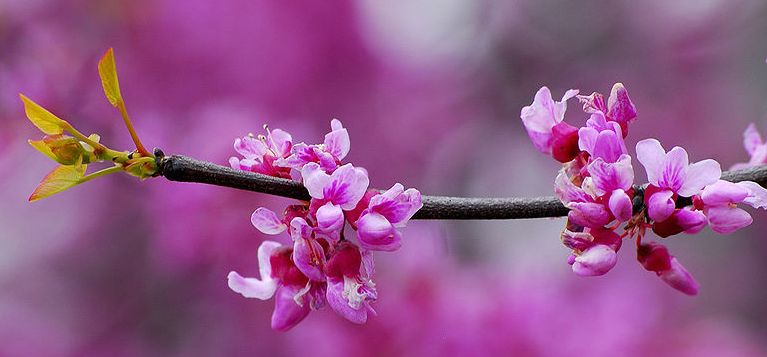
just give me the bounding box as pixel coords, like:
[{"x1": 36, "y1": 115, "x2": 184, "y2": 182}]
[
  {"x1": 316, "y1": 202, "x2": 345, "y2": 234},
  {"x1": 737, "y1": 181, "x2": 767, "y2": 209},
  {"x1": 606, "y1": 82, "x2": 637, "y2": 123},
  {"x1": 554, "y1": 169, "x2": 590, "y2": 204},
  {"x1": 636, "y1": 139, "x2": 666, "y2": 185},
  {"x1": 648, "y1": 189, "x2": 675, "y2": 222},
  {"x1": 674, "y1": 208, "x2": 707, "y2": 234},
  {"x1": 356, "y1": 212, "x2": 401, "y2": 252},
  {"x1": 326, "y1": 164, "x2": 370, "y2": 210},
  {"x1": 658, "y1": 146, "x2": 689, "y2": 192},
  {"x1": 271, "y1": 285, "x2": 311, "y2": 331},
  {"x1": 227, "y1": 271, "x2": 277, "y2": 300},
  {"x1": 301, "y1": 162, "x2": 332, "y2": 199},
  {"x1": 659, "y1": 258, "x2": 699, "y2": 296},
  {"x1": 587, "y1": 155, "x2": 634, "y2": 195},
  {"x1": 749, "y1": 145, "x2": 767, "y2": 166},
  {"x1": 292, "y1": 239, "x2": 326, "y2": 281},
  {"x1": 521, "y1": 87, "x2": 576, "y2": 154},
  {"x1": 324, "y1": 119, "x2": 350, "y2": 160},
  {"x1": 251, "y1": 208, "x2": 287, "y2": 235},
  {"x1": 706, "y1": 206, "x2": 753, "y2": 234},
  {"x1": 326, "y1": 278, "x2": 368, "y2": 324},
  {"x1": 567, "y1": 202, "x2": 612, "y2": 228},
  {"x1": 678, "y1": 159, "x2": 721, "y2": 197},
  {"x1": 268, "y1": 129, "x2": 293, "y2": 158},
  {"x1": 609, "y1": 189, "x2": 633, "y2": 222},
  {"x1": 743, "y1": 123, "x2": 762, "y2": 156},
  {"x1": 234, "y1": 136, "x2": 269, "y2": 159},
  {"x1": 572, "y1": 245, "x2": 617, "y2": 277},
  {"x1": 701, "y1": 180, "x2": 749, "y2": 206}
]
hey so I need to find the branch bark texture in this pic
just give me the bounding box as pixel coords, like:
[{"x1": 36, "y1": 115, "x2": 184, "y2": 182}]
[{"x1": 158, "y1": 155, "x2": 767, "y2": 220}]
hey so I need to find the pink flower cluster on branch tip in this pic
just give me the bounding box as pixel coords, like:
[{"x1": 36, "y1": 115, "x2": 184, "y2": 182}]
[
  {"x1": 522, "y1": 83, "x2": 767, "y2": 295},
  {"x1": 227, "y1": 119, "x2": 422, "y2": 330}
]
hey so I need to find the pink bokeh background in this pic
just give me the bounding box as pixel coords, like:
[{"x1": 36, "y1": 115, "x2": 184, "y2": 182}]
[{"x1": 2, "y1": 1, "x2": 767, "y2": 356}]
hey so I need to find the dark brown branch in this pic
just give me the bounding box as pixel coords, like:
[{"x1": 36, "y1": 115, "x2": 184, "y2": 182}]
[{"x1": 157, "y1": 154, "x2": 767, "y2": 220}]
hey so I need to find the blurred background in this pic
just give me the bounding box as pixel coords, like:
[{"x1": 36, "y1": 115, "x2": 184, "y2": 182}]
[{"x1": 2, "y1": 0, "x2": 767, "y2": 356}]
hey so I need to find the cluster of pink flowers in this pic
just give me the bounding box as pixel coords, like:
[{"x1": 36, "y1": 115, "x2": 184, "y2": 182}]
[
  {"x1": 226, "y1": 119, "x2": 422, "y2": 330},
  {"x1": 521, "y1": 83, "x2": 767, "y2": 295}
]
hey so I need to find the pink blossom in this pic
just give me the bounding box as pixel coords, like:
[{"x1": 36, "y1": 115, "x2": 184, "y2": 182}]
[
  {"x1": 577, "y1": 82, "x2": 637, "y2": 133},
  {"x1": 324, "y1": 243, "x2": 377, "y2": 324},
  {"x1": 732, "y1": 123, "x2": 767, "y2": 170},
  {"x1": 289, "y1": 217, "x2": 327, "y2": 281},
  {"x1": 699, "y1": 180, "x2": 767, "y2": 234},
  {"x1": 277, "y1": 119, "x2": 350, "y2": 172},
  {"x1": 520, "y1": 86, "x2": 580, "y2": 162},
  {"x1": 562, "y1": 227, "x2": 621, "y2": 276},
  {"x1": 578, "y1": 111, "x2": 627, "y2": 163},
  {"x1": 228, "y1": 127, "x2": 293, "y2": 178},
  {"x1": 636, "y1": 138, "x2": 721, "y2": 222},
  {"x1": 227, "y1": 241, "x2": 322, "y2": 331},
  {"x1": 554, "y1": 169, "x2": 612, "y2": 228},
  {"x1": 637, "y1": 243, "x2": 698, "y2": 296},
  {"x1": 356, "y1": 183, "x2": 422, "y2": 251}
]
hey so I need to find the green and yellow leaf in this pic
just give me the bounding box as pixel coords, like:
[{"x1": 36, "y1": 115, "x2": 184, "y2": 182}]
[
  {"x1": 19, "y1": 94, "x2": 66, "y2": 135},
  {"x1": 29, "y1": 163, "x2": 87, "y2": 202},
  {"x1": 28, "y1": 139, "x2": 59, "y2": 162},
  {"x1": 98, "y1": 48, "x2": 123, "y2": 107}
]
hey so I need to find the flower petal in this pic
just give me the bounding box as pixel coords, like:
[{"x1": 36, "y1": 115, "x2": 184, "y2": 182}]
[
  {"x1": 251, "y1": 208, "x2": 287, "y2": 235},
  {"x1": 701, "y1": 180, "x2": 748, "y2": 206},
  {"x1": 609, "y1": 189, "x2": 633, "y2": 222},
  {"x1": 572, "y1": 245, "x2": 617, "y2": 277},
  {"x1": 268, "y1": 129, "x2": 293, "y2": 158},
  {"x1": 356, "y1": 212, "x2": 402, "y2": 252},
  {"x1": 227, "y1": 270, "x2": 277, "y2": 300},
  {"x1": 658, "y1": 146, "x2": 689, "y2": 192},
  {"x1": 659, "y1": 257, "x2": 699, "y2": 296},
  {"x1": 271, "y1": 285, "x2": 311, "y2": 331},
  {"x1": 737, "y1": 181, "x2": 767, "y2": 209},
  {"x1": 567, "y1": 202, "x2": 612, "y2": 228},
  {"x1": 675, "y1": 208, "x2": 708, "y2": 234},
  {"x1": 606, "y1": 82, "x2": 637, "y2": 123},
  {"x1": 301, "y1": 162, "x2": 332, "y2": 199},
  {"x1": 678, "y1": 159, "x2": 721, "y2": 197},
  {"x1": 324, "y1": 119, "x2": 350, "y2": 160},
  {"x1": 326, "y1": 278, "x2": 369, "y2": 324},
  {"x1": 743, "y1": 123, "x2": 762, "y2": 156},
  {"x1": 706, "y1": 206, "x2": 753, "y2": 234},
  {"x1": 636, "y1": 138, "x2": 666, "y2": 186},
  {"x1": 325, "y1": 164, "x2": 370, "y2": 210},
  {"x1": 648, "y1": 189, "x2": 675, "y2": 222}
]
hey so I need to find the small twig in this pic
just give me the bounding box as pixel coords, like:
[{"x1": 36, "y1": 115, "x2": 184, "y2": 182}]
[{"x1": 158, "y1": 154, "x2": 767, "y2": 220}]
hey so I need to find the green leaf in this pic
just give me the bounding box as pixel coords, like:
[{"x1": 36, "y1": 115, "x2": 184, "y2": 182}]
[
  {"x1": 19, "y1": 94, "x2": 65, "y2": 135},
  {"x1": 29, "y1": 162, "x2": 87, "y2": 202},
  {"x1": 98, "y1": 48, "x2": 123, "y2": 107}
]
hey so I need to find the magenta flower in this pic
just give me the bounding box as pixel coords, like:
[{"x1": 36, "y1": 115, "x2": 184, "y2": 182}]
[
  {"x1": 324, "y1": 242, "x2": 377, "y2": 324},
  {"x1": 563, "y1": 227, "x2": 622, "y2": 276},
  {"x1": 520, "y1": 86, "x2": 580, "y2": 162},
  {"x1": 636, "y1": 138, "x2": 721, "y2": 222},
  {"x1": 577, "y1": 82, "x2": 637, "y2": 133},
  {"x1": 302, "y1": 162, "x2": 369, "y2": 210},
  {"x1": 250, "y1": 207, "x2": 288, "y2": 235},
  {"x1": 277, "y1": 119, "x2": 350, "y2": 172},
  {"x1": 585, "y1": 155, "x2": 634, "y2": 221},
  {"x1": 578, "y1": 111, "x2": 627, "y2": 163},
  {"x1": 731, "y1": 123, "x2": 767, "y2": 170},
  {"x1": 651, "y1": 207, "x2": 708, "y2": 238},
  {"x1": 227, "y1": 241, "x2": 323, "y2": 331},
  {"x1": 555, "y1": 170, "x2": 612, "y2": 228},
  {"x1": 355, "y1": 183, "x2": 422, "y2": 252},
  {"x1": 698, "y1": 180, "x2": 767, "y2": 233},
  {"x1": 229, "y1": 127, "x2": 293, "y2": 179},
  {"x1": 289, "y1": 217, "x2": 327, "y2": 281},
  {"x1": 637, "y1": 243, "x2": 699, "y2": 296}
]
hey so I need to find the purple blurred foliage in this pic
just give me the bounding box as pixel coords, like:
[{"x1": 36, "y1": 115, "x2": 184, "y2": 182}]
[{"x1": 2, "y1": 0, "x2": 767, "y2": 355}]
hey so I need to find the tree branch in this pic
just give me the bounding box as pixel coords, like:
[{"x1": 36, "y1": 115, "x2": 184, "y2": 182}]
[{"x1": 157, "y1": 154, "x2": 767, "y2": 220}]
